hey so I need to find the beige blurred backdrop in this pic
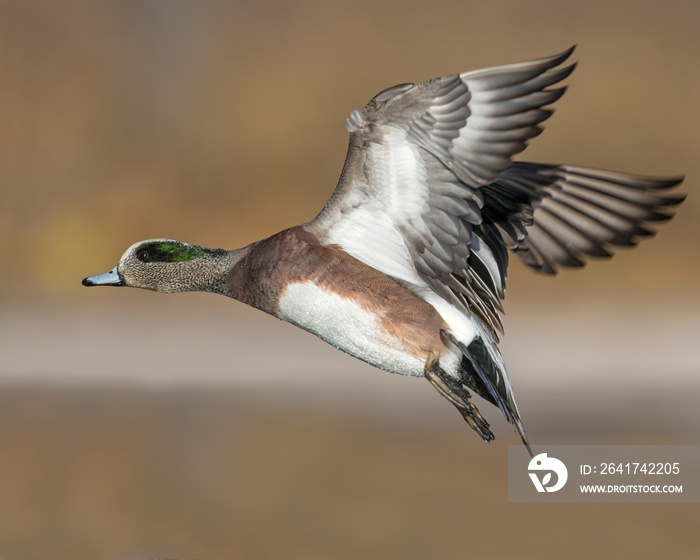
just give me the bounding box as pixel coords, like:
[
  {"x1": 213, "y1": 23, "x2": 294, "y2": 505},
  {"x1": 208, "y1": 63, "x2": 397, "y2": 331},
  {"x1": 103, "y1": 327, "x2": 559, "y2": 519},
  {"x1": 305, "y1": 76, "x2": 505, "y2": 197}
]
[{"x1": 1, "y1": 1, "x2": 699, "y2": 559}]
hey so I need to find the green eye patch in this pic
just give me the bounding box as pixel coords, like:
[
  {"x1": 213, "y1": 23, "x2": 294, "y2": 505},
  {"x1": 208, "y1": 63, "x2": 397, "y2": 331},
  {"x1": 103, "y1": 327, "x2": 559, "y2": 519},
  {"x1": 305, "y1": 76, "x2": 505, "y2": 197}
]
[{"x1": 136, "y1": 242, "x2": 203, "y2": 263}]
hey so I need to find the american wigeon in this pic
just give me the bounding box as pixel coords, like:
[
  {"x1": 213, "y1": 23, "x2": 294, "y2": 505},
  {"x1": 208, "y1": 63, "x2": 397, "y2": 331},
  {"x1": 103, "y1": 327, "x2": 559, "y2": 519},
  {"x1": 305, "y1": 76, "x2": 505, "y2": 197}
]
[{"x1": 83, "y1": 47, "x2": 685, "y2": 454}]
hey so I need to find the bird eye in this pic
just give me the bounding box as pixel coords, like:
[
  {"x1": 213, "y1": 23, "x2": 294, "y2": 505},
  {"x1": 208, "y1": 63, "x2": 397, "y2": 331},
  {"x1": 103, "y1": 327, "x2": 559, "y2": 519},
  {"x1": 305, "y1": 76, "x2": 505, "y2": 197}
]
[{"x1": 137, "y1": 249, "x2": 149, "y2": 261}]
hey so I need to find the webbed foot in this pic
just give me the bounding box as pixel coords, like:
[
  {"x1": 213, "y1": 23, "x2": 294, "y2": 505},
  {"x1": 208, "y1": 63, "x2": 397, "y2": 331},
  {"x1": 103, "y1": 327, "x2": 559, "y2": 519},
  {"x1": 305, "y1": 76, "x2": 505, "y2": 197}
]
[{"x1": 424, "y1": 352, "x2": 495, "y2": 443}]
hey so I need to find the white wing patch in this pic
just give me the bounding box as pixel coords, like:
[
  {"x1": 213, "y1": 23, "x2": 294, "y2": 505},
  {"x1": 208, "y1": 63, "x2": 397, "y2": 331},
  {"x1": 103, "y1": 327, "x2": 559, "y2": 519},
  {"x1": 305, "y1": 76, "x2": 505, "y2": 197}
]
[{"x1": 324, "y1": 128, "x2": 431, "y2": 286}]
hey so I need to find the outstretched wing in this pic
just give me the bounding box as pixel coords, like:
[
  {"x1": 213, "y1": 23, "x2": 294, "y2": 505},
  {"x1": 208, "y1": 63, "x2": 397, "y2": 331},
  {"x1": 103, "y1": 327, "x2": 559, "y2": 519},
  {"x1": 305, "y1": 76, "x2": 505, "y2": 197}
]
[
  {"x1": 306, "y1": 48, "x2": 577, "y2": 335},
  {"x1": 482, "y1": 163, "x2": 685, "y2": 275}
]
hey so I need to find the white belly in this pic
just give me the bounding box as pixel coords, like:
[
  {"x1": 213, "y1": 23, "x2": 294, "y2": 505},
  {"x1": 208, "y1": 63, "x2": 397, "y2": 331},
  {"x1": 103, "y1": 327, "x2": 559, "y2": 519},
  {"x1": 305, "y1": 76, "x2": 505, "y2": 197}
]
[{"x1": 277, "y1": 282, "x2": 426, "y2": 376}]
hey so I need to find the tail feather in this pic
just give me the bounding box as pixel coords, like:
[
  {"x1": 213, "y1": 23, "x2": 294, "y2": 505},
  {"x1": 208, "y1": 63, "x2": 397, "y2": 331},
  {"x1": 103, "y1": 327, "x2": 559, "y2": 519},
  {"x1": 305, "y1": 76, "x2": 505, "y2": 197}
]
[{"x1": 442, "y1": 330, "x2": 532, "y2": 456}]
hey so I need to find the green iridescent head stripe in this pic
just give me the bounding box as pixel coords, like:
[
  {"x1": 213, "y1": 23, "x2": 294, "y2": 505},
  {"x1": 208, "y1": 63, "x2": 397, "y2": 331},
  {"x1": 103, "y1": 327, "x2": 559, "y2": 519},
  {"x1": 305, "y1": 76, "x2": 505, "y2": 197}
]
[{"x1": 138, "y1": 241, "x2": 204, "y2": 263}]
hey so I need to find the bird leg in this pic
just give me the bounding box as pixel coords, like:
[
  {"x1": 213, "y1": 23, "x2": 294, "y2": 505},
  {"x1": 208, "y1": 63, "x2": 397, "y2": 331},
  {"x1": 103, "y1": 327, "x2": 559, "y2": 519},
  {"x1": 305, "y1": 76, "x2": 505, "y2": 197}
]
[{"x1": 424, "y1": 352, "x2": 495, "y2": 443}]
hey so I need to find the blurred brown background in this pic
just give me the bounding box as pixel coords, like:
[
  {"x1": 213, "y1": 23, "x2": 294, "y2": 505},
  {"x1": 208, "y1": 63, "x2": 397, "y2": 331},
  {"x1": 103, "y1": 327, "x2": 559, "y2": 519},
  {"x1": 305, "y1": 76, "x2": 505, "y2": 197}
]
[{"x1": 1, "y1": 1, "x2": 699, "y2": 559}]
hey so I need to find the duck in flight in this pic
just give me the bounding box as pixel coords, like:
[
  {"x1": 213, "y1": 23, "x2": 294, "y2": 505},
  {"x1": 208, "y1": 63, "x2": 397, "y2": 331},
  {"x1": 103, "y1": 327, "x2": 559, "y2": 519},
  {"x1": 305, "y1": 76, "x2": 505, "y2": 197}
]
[{"x1": 83, "y1": 47, "x2": 685, "y2": 454}]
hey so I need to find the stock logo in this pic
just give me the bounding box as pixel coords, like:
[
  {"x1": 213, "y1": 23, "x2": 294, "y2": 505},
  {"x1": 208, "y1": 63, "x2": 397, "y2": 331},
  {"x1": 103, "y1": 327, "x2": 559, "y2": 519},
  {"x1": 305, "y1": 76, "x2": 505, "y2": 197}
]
[{"x1": 528, "y1": 453, "x2": 568, "y2": 492}]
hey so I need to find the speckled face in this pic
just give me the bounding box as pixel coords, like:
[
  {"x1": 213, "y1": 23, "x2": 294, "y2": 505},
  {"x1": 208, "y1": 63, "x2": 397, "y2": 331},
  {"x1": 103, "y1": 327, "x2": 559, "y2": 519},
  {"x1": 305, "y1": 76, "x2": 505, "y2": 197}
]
[
  {"x1": 83, "y1": 237, "x2": 232, "y2": 294},
  {"x1": 114, "y1": 239, "x2": 206, "y2": 292}
]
